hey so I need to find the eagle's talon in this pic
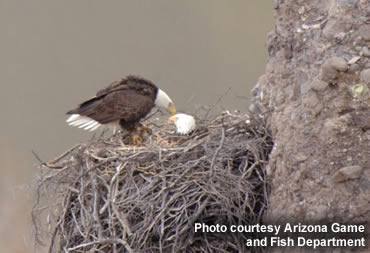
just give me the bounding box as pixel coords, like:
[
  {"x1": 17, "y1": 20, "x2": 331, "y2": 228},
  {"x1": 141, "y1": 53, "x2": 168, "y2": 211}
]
[{"x1": 132, "y1": 135, "x2": 143, "y2": 145}]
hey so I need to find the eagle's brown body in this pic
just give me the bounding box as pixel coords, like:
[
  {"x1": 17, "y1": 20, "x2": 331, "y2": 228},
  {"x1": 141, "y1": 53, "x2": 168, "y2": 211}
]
[
  {"x1": 67, "y1": 76, "x2": 158, "y2": 131},
  {"x1": 66, "y1": 76, "x2": 176, "y2": 144}
]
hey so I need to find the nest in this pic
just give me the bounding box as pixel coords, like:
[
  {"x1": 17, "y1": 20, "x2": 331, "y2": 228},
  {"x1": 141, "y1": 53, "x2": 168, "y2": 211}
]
[{"x1": 33, "y1": 111, "x2": 273, "y2": 253}]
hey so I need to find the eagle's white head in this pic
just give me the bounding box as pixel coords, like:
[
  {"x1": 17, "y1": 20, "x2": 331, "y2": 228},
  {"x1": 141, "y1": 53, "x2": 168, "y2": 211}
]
[
  {"x1": 155, "y1": 89, "x2": 176, "y2": 115},
  {"x1": 168, "y1": 113, "x2": 196, "y2": 135}
]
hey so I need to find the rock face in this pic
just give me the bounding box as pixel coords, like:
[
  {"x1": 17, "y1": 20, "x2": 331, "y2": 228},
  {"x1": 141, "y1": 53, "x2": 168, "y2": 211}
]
[{"x1": 251, "y1": 0, "x2": 370, "y2": 250}]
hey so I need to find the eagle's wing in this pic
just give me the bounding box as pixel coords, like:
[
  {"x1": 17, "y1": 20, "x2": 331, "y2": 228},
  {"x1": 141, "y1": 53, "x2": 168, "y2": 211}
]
[
  {"x1": 96, "y1": 80, "x2": 123, "y2": 97},
  {"x1": 95, "y1": 75, "x2": 154, "y2": 97},
  {"x1": 71, "y1": 89, "x2": 155, "y2": 124}
]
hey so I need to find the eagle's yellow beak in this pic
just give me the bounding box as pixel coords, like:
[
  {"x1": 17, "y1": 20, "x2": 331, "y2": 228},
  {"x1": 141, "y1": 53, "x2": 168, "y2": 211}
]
[
  {"x1": 168, "y1": 103, "x2": 177, "y2": 115},
  {"x1": 168, "y1": 116, "x2": 176, "y2": 122}
]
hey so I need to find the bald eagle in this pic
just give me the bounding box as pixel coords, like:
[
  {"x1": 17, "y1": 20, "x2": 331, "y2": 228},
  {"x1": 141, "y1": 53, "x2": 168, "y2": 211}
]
[
  {"x1": 169, "y1": 113, "x2": 196, "y2": 135},
  {"x1": 66, "y1": 75, "x2": 176, "y2": 144}
]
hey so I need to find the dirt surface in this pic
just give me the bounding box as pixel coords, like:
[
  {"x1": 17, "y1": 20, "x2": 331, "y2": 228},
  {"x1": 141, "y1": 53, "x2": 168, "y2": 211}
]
[{"x1": 250, "y1": 0, "x2": 370, "y2": 251}]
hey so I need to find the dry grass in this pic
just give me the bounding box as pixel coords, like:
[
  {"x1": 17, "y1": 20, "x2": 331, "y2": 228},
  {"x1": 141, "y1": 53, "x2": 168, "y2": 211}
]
[{"x1": 33, "y1": 111, "x2": 272, "y2": 253}]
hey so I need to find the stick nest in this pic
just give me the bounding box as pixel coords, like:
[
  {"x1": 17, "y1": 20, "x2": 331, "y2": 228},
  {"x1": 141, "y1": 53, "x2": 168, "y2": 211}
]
[{"x1": 33, "y1": 111, "x2": 273, "y2": 253}]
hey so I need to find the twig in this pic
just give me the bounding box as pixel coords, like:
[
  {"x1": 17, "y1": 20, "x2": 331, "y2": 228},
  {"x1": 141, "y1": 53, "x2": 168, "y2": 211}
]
[
  {"x1": 209, "y1": 127, "x2": 225, "y2": 177},
  {"x1": 44, "y1": 144, "x2": 81, "y2": 168},
  {"x1": 66, "y1": 238, "x2": 128, "y2": 252}
]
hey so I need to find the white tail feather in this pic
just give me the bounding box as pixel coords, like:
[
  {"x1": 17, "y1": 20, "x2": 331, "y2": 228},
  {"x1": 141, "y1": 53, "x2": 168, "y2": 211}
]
[
  {"x1": 66, "y1": 114, "x2": 84, "y2": 122},
  {"x1": 89, "y1": 124, "x2": 101, "y2": 131},
  {"x1": 78, "y1": 120, "x2": 96, "y2": 128},
  {"x1": 84, "y1": 122, "x2": 99, "y2": 130},
  {"x1": 82, "y1": 122, "x2": 98, "y2": 130},
  {"x1": 69, "y1": 118, "x2": 88, "y2": 126},
  {"x1": 66, "y1": 114, "x2": 101, "y2": 131},
  {"x1": 66, "y1": 114, "x2": 80, "y2": 123}
]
